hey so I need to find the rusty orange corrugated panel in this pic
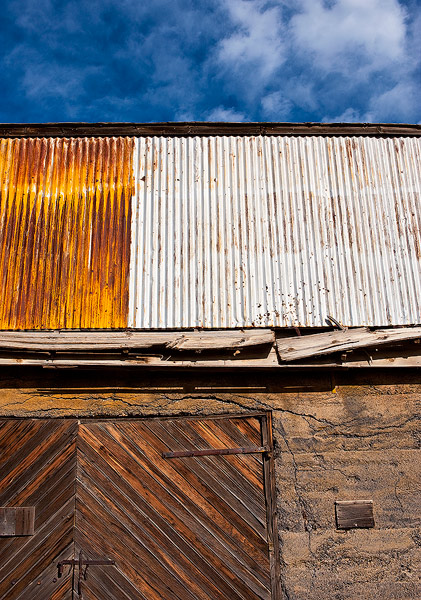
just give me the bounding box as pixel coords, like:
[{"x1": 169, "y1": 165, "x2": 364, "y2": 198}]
[{"x1": 0, "y1": 137, "x2": 134, "y2": 329}]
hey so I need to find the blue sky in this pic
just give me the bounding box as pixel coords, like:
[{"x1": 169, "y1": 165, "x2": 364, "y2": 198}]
[{"x1": 1, "y1": 0, "x2": 420, "y2": 123}]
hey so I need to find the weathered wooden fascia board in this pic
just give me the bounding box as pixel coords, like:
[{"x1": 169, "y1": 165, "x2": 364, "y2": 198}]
[
  {"x1": 276, "y1": 327, "x2": 421, "y2": 361},
  {"x1": 0, "y1": 354, "x2": 420, "y2": 368},
  {"x1": 0, "y1": 122, "x2": 420, "y2": 138},
  {"x1": 0, "y1": 357, "x2": 282, "y2": 368},
  {"x1": 0, "y1": 329, "x2": 274, "y2": 352}
]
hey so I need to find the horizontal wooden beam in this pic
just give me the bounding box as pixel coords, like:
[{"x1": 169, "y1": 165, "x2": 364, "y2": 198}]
[
  {"x1": 0, "y1": 329, "x2": 419, "y2": 368},
  {"x1": 0, "y1": 354, "x2": 419, "y2": 368},
  {"x1": 0, "y1": 122, "x2": 419, "y2": 138},
  {"x1": 276, "y1": 327, "x2": 421, "y2": 361},
  {"x1": 0, "y1": 329, "x2": 274, "y2": 352}
]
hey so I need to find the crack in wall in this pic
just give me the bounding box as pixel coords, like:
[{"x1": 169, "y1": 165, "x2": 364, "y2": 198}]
[{"x1": 394, "y1": 474, "x2": 405, "y2": 514}]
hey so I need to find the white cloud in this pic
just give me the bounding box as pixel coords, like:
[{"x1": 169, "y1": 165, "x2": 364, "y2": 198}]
[
  {"x1": 324, "y1": 79, "x2": 420, "y2": 124},
  {"x1": 213, "y1": 0, "x2": 420, "y2": 123},
  {"x1": 261, "y1": 91, "x2": 292, "y2": 118},
  {"x1": 174, "y1": 110, "x2": 196, "y2": 121},
  {"x1": 3, "y1": 0, "x2": 420, "y2": 124},
  {"x1": 282, "y1": 79, "x2": 318, "y2": 113},
  {"x1": 11, "y1": 0, "x2": 83, "y2": 34},
  {"x1": 291, "y1": 0, "x2": 407, "y2": 78},
  {"x1": 4, "y1": 45, "x2": 100, "y2": 102},
  {"x1": 23, "y1": 65, "x2": 97, "y2": 100},
  {"x1": 216, "y1": 0, "x2": 286, "y2": 81},
  {"x1": 206, "y1": 106, "x2": 247, "y2": 122},
  {"x1": 323, "y1": 107, "x2": 370, "y2": 123},
  {"x1": 367, "y1": 81, "x2": 420, "y2": 122}
]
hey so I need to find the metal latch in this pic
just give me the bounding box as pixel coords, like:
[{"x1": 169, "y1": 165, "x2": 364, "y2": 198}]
[
  {"x1": 58, "y1": 550, "x2": 115, "y2": 598},
  {"x1": 163, "y1": 445, "x2": 270, "y2": 458}
]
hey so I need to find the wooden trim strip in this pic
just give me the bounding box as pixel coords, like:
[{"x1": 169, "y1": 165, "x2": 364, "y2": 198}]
[
  {"x1": 79, "y1": 412, "x2": 269, "y2": 423},
  {"x1": 0, "y1": 356, "x2": 420, "y2": 367},
  {"x1": 0, "y1": 122, "x2": 419, "y2": 138},
  {"x1": 261, "y1": 412, "x2": 282, "y2": 600}
]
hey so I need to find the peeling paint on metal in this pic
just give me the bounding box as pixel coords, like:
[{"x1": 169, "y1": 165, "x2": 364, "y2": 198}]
[
  {"x1": 0, "y1": 137, "x2": 134, "y2": 329},
  {"x1": 129, "y1": 135, "x2": 421, "y2": 328}
]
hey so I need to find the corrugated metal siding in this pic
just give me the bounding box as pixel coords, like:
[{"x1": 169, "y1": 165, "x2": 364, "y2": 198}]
[
  {"x1": 1, "y1": 133, "x2": 419, "y2": 331},
  {"x1": 129, "y1": 135, "x2": 421, "y2": 328},
  {"x1": 0, "y1": 137, "x2": 134, "y2": 329}
]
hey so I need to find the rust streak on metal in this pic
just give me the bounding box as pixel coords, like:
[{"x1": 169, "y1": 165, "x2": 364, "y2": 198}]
[{"x1": 0, "y1": 137, "x2": 134, "y2": 329}]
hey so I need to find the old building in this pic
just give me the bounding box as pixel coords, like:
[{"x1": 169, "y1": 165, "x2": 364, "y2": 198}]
[{"x1": 0, "y1": 122, "x2": 420, "y2": 599}]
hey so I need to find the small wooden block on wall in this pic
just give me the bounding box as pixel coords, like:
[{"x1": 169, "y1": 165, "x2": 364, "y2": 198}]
[
  {"x1": 335, "y1": 500, "x2": 374, "y2": 529},
  {"x1": 0, "y1": 507, "x2": 35, "y2": 536}
]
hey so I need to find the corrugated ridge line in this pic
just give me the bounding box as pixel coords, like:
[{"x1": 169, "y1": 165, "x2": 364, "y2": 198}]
[
  {"x1": 131, "y1": 135, "x2": 421, "y2": 328},
  {"x1": 396, "y1": 137, "x2": 421, "y2": 321},
  {"x1": 0, "y1": 137, "x2": 134, "y2": 329}
]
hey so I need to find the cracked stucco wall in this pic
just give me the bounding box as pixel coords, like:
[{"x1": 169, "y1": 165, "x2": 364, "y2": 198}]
[{"x1": 0, "y1": 368, "x2": 420, "y2": 599}]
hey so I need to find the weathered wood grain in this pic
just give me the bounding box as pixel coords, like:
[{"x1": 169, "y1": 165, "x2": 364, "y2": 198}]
[
  {"x1": 1, "y1": 335, "x2": 420, "y2": 367},
  {"x1": 1, "y1": 416, "x2": 278, "y2": 599},
  {"x1": 75, "y1": 417, "x2": 274, "y2": 599},
  {"x1": 0, "y1": 508, "x2": 35, "y2": 536},
  {"x1": 0, "y1": 329, "x2": 274, "y2": 351},
  {"x1": 0, "y1": 420, "x2": 77, "y2": 600},
  {"x1": 0, "y1": 122, "x2": 419, "y2": 138},
  {"x1": 261, "y1": 413, "x2": 282, "y2": 600},
  {"x1": 335, "y1": 500, "x2": 375, "y2": 529},
  {"x1": 276, "y1": 327, "x2": 421, "y2": 361}
]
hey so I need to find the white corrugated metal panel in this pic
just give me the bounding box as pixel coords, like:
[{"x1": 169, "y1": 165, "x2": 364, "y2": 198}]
[{"x1": 128, "y1": 135, "x2": 421, "y2": 328}]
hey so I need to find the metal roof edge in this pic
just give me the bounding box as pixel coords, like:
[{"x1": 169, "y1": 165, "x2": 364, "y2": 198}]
[{"x1": 0, "y1": 122, "x2": 420, "y2": 138}]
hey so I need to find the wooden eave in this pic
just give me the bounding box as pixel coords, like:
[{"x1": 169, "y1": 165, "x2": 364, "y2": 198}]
[
  {"x1": 0, "y1": 328, "x2": 419, "y2": 369},
  {"x1": 0, "y1": 122, "x2": 420, "y2": 138}
]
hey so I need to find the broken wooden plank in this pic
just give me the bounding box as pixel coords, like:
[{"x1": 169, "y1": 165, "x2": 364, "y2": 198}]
[
  {"x1": 0, "y1": 346, "x2": 280, "y2": 368},
  {"x1": 276, "y1": 327, "x2": 421, "y2": 361},
  {"x1": 166, "y1": 330, "x2": 274, "y2": 350},
  {"x1": 0, "y1": 329, "x2": 274, "y2": 352}
]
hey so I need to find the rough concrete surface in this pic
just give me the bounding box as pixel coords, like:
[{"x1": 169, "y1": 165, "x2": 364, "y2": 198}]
[{"x1": 0, "y1": 368, "x2": 419, "y2": 599}]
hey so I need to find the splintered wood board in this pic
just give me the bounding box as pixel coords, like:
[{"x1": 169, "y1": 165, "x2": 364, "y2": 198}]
[{"x1": 277, "y1": 327, "x2": 421, "y2": 361}]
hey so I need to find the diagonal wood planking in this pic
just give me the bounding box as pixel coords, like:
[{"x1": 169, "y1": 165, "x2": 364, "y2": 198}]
[
  {"x1": 1, "y1": 416, "x2": 278, "y2": 599},
  {"x1": 0, "y1": 420, "x2": 76, "y2": 600},
  {"x1": 75, "y1": 417, "x2": 272, "y2": 600}
]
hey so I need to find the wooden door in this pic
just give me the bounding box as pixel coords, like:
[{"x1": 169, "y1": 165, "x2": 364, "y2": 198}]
[
  {"x1": 0, "y1": 420, "x2": 77, "y2": 599},
  {"x1": 1, "y1": 415, "x2": 280, "y2": 600}
]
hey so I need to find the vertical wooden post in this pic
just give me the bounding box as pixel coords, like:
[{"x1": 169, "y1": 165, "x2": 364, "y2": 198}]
[{"x1": 262, "y1": 411, "x2": 282, "y2": 600}]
